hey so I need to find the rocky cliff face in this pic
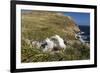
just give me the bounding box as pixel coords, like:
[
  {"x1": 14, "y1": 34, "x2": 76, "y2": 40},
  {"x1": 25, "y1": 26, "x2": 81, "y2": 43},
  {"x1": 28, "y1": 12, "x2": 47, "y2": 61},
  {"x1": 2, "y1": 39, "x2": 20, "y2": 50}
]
[{"x1": 22, "y1": 11, "x2": 80, "y2": 40}]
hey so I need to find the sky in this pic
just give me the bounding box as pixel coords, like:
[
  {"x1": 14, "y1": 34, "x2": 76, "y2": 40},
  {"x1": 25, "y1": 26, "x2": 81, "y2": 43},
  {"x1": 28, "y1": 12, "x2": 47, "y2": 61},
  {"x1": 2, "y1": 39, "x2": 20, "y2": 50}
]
[{"x1": 63, "y1": 12, "x2": 90, "y2": 26}]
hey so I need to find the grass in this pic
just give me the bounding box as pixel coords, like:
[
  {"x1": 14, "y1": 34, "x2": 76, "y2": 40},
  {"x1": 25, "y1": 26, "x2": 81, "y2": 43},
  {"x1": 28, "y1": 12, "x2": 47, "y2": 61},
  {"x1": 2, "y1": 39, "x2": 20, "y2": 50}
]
[
  {"x1": 21, "y1": 11, "x2": 90, "y2": 63},
  {"x1": 21, "y1": 40, "x2": 90, "y2": 62}
]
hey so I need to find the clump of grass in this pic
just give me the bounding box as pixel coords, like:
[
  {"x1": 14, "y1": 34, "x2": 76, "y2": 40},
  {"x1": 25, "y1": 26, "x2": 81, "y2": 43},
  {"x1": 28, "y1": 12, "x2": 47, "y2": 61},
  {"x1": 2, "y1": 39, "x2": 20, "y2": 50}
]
[{"x1": 21, "y1": 39, "x2": 90, "y2": 62}]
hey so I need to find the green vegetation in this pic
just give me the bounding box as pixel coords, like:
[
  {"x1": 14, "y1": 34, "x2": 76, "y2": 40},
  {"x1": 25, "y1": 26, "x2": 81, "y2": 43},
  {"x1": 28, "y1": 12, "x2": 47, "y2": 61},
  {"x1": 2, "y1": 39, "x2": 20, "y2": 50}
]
[{"x1": 21, "y1": 11, "x2": 90, "y2": 63}]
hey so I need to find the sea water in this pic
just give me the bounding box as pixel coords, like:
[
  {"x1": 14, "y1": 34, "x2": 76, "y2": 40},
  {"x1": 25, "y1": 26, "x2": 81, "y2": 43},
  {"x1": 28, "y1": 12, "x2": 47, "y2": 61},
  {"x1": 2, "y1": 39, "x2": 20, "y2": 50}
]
[{"x1": 79, "y1": 25, "x2": 90, "y2": 43}]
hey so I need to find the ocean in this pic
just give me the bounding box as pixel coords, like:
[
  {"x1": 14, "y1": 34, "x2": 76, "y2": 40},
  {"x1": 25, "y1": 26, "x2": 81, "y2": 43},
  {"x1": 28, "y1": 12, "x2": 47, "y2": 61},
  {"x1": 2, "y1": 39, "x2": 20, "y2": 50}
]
[{"x1": 79, "y1": 25, "x2": 90, "y2": 43}]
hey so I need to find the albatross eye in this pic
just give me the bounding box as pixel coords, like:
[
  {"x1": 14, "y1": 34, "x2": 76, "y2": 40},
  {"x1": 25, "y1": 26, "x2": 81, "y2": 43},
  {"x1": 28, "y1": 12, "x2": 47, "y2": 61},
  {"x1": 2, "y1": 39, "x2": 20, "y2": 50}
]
[{"x1": 41, "y1": 42, "x2": 48, "y2": 48}]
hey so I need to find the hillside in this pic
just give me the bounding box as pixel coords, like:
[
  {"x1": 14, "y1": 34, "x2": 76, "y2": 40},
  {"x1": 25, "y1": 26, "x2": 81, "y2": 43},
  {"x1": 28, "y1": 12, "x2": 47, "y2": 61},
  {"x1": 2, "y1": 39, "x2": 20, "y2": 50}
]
[
  {"x1": 21, "y1": 11, "x2": 80, "y2": 41},
  {"x1": 21, "y1": 11, "x2": 89, "y2": 62}
]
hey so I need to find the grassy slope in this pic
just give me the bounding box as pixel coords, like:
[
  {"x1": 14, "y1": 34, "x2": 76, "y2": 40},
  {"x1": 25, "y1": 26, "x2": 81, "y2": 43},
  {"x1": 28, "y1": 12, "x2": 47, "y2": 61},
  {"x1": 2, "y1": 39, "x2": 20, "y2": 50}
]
[{"x1": 21, "y1": 11, "x2": 90, "y2": 63}]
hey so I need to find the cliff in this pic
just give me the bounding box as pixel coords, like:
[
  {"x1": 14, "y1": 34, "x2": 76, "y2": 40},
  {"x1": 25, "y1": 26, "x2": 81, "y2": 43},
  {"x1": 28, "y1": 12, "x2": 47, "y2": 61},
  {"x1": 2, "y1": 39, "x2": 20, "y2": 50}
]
[{"x1": 22, "y1": 11, "x2": 80, "y2": 41}]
